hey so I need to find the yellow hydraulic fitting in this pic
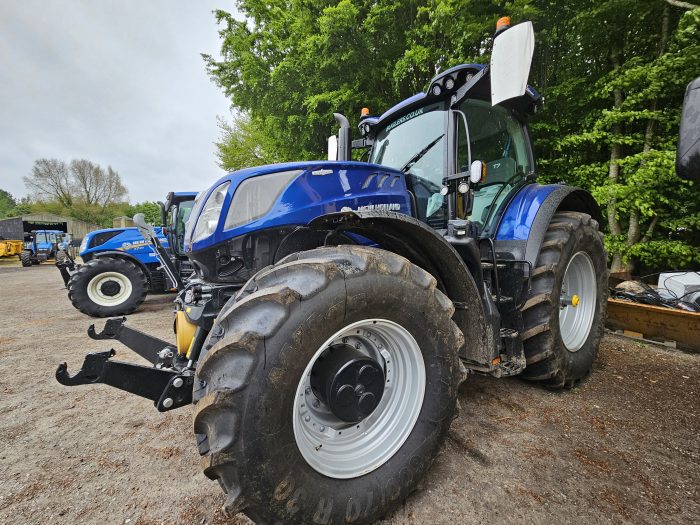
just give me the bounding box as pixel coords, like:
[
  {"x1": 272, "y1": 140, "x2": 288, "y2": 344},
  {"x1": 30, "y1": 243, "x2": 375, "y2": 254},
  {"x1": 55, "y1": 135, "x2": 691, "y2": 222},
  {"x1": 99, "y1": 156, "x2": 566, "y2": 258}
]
[{"x1": 175, "y1": 310, "x2": 197, "y2": 356}]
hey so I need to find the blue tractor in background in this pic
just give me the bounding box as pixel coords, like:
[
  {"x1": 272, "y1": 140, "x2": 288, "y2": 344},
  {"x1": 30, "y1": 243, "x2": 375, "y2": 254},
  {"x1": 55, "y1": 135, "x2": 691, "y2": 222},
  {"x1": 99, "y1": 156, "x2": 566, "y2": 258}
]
[
  {"x1": 56, "y1": 19, "x2": 700, "y2": 524},
  {"x1": 20, "y1": 229, "x2": 68, "y2": 267},
  {"x1": 62, "y1": 192, "x2": 197, "y2": 317}
]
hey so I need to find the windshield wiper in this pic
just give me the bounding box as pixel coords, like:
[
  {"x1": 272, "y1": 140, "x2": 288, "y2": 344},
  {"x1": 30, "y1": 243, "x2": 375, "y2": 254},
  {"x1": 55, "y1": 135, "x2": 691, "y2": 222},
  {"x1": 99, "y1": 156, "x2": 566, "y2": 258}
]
[{"x1": 400, "y1": 133, "x2": 445, "y2": 173}]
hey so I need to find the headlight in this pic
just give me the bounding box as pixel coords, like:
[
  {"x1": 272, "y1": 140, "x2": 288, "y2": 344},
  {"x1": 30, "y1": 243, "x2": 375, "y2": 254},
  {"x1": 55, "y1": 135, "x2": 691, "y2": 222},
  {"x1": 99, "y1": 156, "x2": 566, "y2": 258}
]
[
  {"x1": 224, "y1": 170, "x2": 302, "y2": 230},
  {"x1": 190, "y1": 182, "x2": 231, "y2": 243}
]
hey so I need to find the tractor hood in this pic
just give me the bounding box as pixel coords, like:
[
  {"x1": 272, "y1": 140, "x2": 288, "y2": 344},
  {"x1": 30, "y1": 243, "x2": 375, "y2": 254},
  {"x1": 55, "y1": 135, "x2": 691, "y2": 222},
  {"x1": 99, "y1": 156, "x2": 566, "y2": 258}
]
[
  {"x1": 184, "y1": 161, "x2": 412, "y2": 254},
  {"x1": 81, "y1": 227, "x2": 167, "y2": 259}
]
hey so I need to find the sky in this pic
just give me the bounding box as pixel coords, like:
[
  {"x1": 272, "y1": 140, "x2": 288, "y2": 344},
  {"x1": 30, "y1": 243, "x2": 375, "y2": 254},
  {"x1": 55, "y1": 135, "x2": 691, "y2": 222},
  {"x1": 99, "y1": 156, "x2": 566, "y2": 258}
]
[{"x1": 0, "y1": 0, "x2": 236, "y2": 203}]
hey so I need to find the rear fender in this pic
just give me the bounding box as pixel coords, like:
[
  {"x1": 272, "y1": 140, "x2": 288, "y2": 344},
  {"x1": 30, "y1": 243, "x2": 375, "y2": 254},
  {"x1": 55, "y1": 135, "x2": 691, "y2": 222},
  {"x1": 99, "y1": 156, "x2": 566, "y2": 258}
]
[
  {"x1": 495, "y1": 184, "x2": 602, "y2": 265},
  {"x1": 309, "y1": 210, "x2": 495, "y2": 366}
]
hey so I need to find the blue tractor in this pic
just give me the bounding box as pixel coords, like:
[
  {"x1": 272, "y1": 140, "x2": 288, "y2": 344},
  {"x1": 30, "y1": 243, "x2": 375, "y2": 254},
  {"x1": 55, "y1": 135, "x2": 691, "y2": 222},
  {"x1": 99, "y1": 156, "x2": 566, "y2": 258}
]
[
  {"x1": 20, "y1": 229, "x2": 68, "y2": 266},
  {"x1": 54, "y1": 21, "x2": 700, "y2": 524},
  {"x1": 63, "y1": 192, "x2": 197, "y2": 317}
]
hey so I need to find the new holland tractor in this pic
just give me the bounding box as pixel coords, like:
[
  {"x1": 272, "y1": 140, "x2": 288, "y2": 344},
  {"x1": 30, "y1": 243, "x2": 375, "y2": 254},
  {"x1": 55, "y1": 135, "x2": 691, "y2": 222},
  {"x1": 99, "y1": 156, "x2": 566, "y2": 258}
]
[
  {"x1": 20, "y1": 229, "x2": 67, "y2": 266},
  {"x1": 63, "y1": 192, "x2": 196, "y2": 317},
  {"x1": 53, "y1": 20, "x2": 700, "y2": 524}
]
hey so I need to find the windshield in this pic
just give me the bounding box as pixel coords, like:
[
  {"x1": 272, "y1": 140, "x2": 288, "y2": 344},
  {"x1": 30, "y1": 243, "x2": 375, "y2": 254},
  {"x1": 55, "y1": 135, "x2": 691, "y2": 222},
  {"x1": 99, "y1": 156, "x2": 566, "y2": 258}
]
[
  {"x1": 35, "y1": 232, "x2": 48, "y2": 244},
  {"x1": 370, "y1": 103, "x2": 448, "y2": 227},
  {"x1": 170, "y1": 200, "x2": 195, "y2": 255}
]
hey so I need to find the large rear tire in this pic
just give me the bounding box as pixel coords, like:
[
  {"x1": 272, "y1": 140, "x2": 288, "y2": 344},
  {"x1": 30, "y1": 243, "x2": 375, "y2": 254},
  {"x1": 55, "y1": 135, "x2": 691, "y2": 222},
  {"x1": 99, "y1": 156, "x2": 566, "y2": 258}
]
[
  {"x1": 193, "y1": 245, "x2": 464, "y2": 524},
  {"x1": 20, "y1": 250, "x2": 33, "y2": 267},
  {"x1": 67, "y1": 257, "x2": 148, "y2": 317},
  {"x1": 520, "y1": 211, "x2": 608, "y2": 388}
]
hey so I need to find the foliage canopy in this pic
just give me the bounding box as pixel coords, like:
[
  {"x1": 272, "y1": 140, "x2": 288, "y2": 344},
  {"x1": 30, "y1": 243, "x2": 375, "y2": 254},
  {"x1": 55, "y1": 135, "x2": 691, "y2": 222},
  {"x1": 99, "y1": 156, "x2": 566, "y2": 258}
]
[{"x1": 204, "y1": 1, "x2": 699, "y2": 272}]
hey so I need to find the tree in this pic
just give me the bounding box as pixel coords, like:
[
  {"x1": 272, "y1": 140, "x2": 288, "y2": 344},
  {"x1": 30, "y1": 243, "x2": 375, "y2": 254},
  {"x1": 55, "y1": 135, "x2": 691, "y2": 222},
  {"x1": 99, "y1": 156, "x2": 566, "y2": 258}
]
[
  {"x1": 543, "y1": 2, "x2": 700, "y2": 272},
  {"x1": 0, "y1": 189, "x2": 17, "y2": 218},
  {"x1": 216, "y1": 113, "x2": 279, "y2": 171},
  {"x1": 23, "y1": 158, "x2": 74, "y2": 207},
  {"x1": 123, "y1": 201, "x2": 163, "y2": 226},
  {"x1": 69, "y1": 159, "x2": 127, "y2": 207},
  {"x1": 23, "y1": 158, "x2": 129, "y2": 225},
  {"x1": 24, "y1": 158, "x2": 127, "y2": 208},
  {"x1": 206, "y1": 0, "x2": 700, "y2": 273}
]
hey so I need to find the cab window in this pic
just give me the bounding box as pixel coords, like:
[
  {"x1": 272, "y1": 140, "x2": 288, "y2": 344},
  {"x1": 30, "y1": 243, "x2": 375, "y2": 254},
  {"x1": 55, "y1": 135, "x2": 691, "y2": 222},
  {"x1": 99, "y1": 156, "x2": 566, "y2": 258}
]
[
  {"x1": 169, "y1": 201, "x2": 195, "y2": 255},
  {"x1": 456, "y1": 99, "x2": 532, "y2": 230},
  {"x1": 370, "y1": 103, "x2": 448, "y2": 227}
]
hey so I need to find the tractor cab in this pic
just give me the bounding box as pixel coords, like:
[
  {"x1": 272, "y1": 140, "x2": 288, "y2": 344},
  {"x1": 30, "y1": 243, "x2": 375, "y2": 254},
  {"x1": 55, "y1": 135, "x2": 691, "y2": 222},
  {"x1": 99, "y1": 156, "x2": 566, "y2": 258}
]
[{"x1": 362, "y1": 63, "x2": 539, "y2": 235}]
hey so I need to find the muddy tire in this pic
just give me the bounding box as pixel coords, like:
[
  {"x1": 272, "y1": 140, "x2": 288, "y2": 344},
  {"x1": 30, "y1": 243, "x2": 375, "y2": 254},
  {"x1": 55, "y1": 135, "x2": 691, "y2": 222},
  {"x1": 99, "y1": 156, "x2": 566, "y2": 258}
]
[
  {"x1": 193, "y1": 245, "x2": 464, "y2": 524},
  {"x1": 520, "y1": 211, "x2": 608, "y2": 388},
  {"x1": 67, "y1": 257, "x2": 148, "y2": 317},
  {"x1": 20, "y1": 250, "x2": 33, "y2": 267}
]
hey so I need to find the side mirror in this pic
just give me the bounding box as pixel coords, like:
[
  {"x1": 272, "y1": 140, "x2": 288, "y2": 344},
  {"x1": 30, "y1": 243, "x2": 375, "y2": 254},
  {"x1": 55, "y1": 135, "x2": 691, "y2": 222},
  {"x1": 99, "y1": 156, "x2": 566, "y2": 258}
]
[
  {"x1": 470, "y1": 160, "x2": 485, "y2": 184},
  {"x1": 327, "y1": 135, "x2": 338, "y2": 161},
  {"x1": 133, "y1": 213, "x2": 148, "y2": 229},
  {"x1": 490, "y1": 21, "x2": 535, "y2": 106},
  {"x1": 677, "y1": 76, "x2": 700, "y2": 182}
]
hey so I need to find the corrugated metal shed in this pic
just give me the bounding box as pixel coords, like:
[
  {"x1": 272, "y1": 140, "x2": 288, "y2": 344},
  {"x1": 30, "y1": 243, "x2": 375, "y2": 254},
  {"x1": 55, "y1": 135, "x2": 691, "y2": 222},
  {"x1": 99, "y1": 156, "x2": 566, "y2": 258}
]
[{"x1": 0, "y1": 213, "x2": 100, "y2": 242}]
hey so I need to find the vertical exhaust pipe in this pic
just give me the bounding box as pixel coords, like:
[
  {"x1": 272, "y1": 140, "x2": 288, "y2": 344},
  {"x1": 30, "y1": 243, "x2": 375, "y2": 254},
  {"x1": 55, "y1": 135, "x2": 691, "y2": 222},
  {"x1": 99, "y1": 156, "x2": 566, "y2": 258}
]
[{"x1": 333, "y1": 113, "x2": 351, "y2": 161}]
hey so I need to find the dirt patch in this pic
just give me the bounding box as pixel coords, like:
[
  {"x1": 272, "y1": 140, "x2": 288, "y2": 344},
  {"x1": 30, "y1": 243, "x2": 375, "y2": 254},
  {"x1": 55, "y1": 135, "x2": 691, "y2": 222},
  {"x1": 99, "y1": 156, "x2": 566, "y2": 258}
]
[{"x1": 0, "y1": 264, "x2": 698, "y2": 524}]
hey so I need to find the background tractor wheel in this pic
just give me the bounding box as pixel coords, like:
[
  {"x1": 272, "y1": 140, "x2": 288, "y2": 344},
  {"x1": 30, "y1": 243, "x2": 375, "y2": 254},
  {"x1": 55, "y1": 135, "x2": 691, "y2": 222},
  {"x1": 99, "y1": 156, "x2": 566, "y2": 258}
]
[
  {"x1": 520, "y1": 211, "x2": 608, "y2": 388},
  {"x1": 67, "y1": 257, "x2": 148, "y2": 317},
  {"x1": 20, "y1": 250, "x2": 33, "y2": 267},
  {"x1": 193, "y1": 245, "x2": 464, "y2": 524}
]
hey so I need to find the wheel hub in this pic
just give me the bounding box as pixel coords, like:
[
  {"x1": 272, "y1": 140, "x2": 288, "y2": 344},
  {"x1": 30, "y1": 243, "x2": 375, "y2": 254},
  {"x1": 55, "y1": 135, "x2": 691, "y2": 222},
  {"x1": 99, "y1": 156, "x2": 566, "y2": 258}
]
[
  {"x1": 100, "y1": 280, "x2": 121, "y2": 297},
  {"x1": 310, "y1": 344, "x2": 384, "y2": 423}
]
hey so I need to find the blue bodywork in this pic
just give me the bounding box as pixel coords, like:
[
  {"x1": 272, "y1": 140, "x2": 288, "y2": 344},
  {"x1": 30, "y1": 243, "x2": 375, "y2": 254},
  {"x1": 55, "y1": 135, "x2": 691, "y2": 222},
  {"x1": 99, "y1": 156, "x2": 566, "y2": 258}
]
[
  {"x1": 495, "y1": 184, "x2": 559, "y2": 240},
  {"x1": 26, "y1": 229, "x2": 65, "y2": 255},
  {"x1": 81, "y1": 227, "x2": 169, "y2": 265},
  {"x1": 186, "y1": 161, "x2": 411, "y2": 253}
]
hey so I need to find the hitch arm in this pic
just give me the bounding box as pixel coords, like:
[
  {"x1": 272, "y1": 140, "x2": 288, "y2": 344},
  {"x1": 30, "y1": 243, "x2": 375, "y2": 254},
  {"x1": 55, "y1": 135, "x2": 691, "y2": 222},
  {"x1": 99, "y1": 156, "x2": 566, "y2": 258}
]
[
  {"x1": 88, "y1": 317, "x2": 175, "y2": 365},
  {"x1": 56, "y1": 351, "x2": 193, "y2": 412}
]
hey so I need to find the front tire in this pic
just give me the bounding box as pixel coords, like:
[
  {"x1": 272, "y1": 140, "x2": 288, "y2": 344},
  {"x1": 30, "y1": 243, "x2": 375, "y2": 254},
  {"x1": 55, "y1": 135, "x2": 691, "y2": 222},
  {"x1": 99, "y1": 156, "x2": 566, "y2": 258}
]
[
  {"x1": 193, "y1": 246, "x2": 464, "y2": 524},
  {"x1": 520, "y1": 211, "x2": 608, "y2": 388},
  {"x1": 20, "y1": 250, "x2": 33, "y2": 267},
  {"x1": 67, "y1": 257, "x2": 148, "y2": 317}
]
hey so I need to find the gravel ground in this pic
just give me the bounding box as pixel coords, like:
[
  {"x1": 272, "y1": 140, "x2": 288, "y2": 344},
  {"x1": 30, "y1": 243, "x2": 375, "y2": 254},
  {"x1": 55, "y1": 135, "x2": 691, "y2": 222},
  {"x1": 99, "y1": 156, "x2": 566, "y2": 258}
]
[{"x1": 1, "y1": 262, "x2": 698, "y2": 525}]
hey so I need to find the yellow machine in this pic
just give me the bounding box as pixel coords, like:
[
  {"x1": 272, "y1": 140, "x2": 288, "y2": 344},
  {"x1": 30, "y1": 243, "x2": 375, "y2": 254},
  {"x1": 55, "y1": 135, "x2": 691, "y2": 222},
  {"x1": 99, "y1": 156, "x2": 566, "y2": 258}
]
[{"x1": 0, "y1": 240, "x2": 24, "y2": 258}]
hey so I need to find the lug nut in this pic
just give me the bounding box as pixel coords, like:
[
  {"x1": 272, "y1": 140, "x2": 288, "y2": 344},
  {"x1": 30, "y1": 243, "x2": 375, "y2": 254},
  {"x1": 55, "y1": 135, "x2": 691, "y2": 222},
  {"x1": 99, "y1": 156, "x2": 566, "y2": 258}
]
[
  {"x1": 162, "y1": 398, "x2": 174, "y2": 409},
  {"x1": 312, "y1": 399, "x2": 320, "y2": 408},
  {"x1": 319, "y1": 425, "x2": 326, "y2": 432},
  {"x1": 173, "y1": 378, "x2": 183, "y2": 388},
  {"x1": 304, "y1": 415, "x2": 311, "y2": 422}
]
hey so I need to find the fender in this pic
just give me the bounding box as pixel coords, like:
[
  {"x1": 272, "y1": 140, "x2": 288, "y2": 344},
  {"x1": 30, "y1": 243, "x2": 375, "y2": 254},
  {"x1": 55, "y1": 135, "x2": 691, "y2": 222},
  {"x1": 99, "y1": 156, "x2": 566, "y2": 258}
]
[
  {"x1": 494, "y1": 184, "x2": 603, "y2": 265},
  {"x1": 309, "y1": 210, "x2": 496, "y2": 367}
]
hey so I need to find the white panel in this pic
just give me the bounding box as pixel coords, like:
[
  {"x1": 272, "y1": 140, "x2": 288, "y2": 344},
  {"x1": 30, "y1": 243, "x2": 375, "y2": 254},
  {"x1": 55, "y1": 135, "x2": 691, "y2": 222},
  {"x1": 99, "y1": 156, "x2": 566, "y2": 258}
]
[
  {"x1": 327, "y1": 135, "x2": 338, "y2": 161},
  {"x1": 490, "y1": 21, "x2": 535, "y2": 106}
]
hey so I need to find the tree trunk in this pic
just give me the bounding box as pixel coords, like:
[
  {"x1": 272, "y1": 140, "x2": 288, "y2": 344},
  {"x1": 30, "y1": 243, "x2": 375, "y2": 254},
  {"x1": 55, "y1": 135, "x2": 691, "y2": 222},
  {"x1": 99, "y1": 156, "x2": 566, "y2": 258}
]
[
  {"x1": 608, "y1": 47, "x2": 625, "y2": 272},
  {"x1": 624, "y1": 4, "x2": 670, "y2": 274}
]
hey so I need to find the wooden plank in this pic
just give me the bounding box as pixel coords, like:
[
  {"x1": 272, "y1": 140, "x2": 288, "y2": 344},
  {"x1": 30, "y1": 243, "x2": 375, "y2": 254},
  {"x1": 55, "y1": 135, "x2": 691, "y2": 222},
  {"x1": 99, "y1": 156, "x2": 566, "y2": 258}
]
[{"x1": 606, "y1": 298, "x2": 700, "y2": 352}]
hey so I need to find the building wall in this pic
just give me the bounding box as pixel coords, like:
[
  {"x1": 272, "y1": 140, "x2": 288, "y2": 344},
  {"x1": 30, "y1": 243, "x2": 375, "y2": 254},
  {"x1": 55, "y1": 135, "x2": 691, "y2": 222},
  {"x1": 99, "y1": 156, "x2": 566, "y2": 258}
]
[
  {"x1": 0, "y1": 217, "x2": 24, "y2": 240},
  {"x1": 0, "y1": 214, "x2": 100, "y2": 242}
]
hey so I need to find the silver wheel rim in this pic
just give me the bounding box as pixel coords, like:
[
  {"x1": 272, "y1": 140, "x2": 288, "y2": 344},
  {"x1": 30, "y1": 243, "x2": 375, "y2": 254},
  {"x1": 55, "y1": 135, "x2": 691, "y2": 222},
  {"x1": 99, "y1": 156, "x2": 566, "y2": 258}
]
[
  {"x1": 292, "y1": 319, "x2": 425, "y2": 479},
  {"x1": 559, "y1": 251, "x2": 596, "y2": 352},
  {"x1": 86, "y1": 272, "x2": 132, "y2": 307}
]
